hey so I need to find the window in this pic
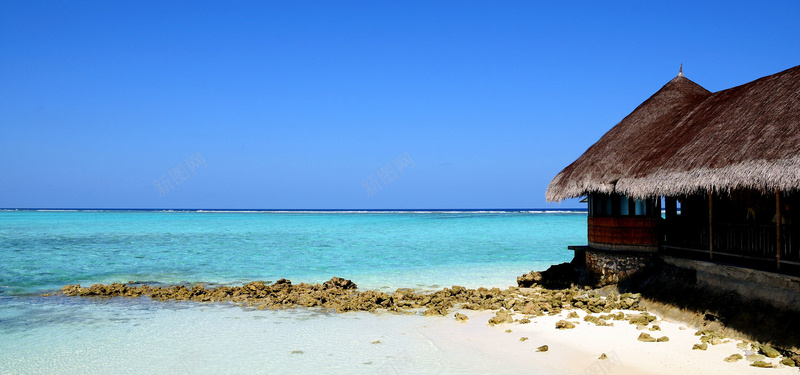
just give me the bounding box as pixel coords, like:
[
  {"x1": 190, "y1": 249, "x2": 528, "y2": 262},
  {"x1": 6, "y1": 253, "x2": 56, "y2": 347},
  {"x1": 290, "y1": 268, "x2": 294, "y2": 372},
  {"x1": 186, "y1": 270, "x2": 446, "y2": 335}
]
[
  {"x1": 634, "y1": 199, "x2": 647, "y2": 216},
  {"x1": 589, "y1": 193, "x2": 662, "y2": 218},
  {"x1": 620, "y1": 197, "x2": 630, "y2": 216}
]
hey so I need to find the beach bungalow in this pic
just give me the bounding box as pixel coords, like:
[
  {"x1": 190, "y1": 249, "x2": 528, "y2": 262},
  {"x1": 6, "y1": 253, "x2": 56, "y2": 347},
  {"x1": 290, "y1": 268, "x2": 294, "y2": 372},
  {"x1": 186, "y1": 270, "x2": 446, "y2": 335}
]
[{"x1": 546, "y1": 64, "x2": 800, "y2": 283}]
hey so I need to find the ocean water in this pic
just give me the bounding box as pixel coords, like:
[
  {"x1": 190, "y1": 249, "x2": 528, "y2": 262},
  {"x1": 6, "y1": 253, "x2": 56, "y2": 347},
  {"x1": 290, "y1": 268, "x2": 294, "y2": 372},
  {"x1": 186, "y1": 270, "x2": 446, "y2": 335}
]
[{"x1": 0, "y1": 210, "x2": 586, "y2": 374}]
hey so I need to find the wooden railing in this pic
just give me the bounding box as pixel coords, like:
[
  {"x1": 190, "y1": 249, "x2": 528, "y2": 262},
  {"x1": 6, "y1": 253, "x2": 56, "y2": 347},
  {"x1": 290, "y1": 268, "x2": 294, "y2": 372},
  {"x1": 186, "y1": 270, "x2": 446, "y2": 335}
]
[{"x1": 662, "y1": 221, "x2": 800, "y2": 270}]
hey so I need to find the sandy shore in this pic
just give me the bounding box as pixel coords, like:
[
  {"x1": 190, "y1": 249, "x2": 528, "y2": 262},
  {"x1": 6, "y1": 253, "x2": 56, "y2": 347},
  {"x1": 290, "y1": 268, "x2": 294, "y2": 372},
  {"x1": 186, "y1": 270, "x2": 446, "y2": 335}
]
[
  {"x1": 48, "y1": 279, "x2": 800, "y2": 374},
  {"x1": 418, "y1": 308, "x2": 798, "y2": 375},
  {"x1": 5, "y1": 293, "x2": 799, "y2": 374}
]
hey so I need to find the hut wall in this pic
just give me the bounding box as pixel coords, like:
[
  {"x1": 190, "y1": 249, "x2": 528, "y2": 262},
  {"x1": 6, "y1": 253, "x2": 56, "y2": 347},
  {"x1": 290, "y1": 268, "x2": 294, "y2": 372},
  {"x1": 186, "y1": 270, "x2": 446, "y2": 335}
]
[{"x1": 588, "y1": 217, "x2": 661, "y2": 252}]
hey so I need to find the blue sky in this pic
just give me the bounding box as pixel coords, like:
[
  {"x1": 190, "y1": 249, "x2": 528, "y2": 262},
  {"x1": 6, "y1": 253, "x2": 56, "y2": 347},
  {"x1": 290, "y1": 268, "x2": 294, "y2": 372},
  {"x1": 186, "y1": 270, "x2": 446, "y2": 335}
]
[{"x1": 2, "y1": 1, "x2": 799, "y2": 209}]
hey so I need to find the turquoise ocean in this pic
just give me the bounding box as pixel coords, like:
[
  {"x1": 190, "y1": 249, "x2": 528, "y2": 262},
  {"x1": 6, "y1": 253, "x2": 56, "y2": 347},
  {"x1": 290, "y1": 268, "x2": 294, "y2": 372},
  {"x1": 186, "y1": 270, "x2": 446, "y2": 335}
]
[{"x1": 0, "y1": 210, "x2": 586, "y2": 374}]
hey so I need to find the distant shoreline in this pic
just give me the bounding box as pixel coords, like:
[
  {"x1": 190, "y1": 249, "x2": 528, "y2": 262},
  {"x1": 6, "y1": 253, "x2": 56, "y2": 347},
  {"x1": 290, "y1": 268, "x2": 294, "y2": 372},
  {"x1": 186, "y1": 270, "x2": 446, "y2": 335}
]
[{"x1": 0, "y1": 208, "x2": 588, "y2": 213}]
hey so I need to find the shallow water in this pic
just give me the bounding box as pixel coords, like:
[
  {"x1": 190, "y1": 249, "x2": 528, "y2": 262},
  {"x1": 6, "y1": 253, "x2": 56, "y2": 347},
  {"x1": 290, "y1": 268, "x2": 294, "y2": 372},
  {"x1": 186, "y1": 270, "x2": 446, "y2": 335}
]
[
  {"x1": 1, "y1": 296, "x2": 579, "y2": 375},
  {"x1": 0, "y1": 210, "x2": 585, "y2": 374},
  {"x1": 0, "y1": 210, "x2": 584, "y2": 294}
]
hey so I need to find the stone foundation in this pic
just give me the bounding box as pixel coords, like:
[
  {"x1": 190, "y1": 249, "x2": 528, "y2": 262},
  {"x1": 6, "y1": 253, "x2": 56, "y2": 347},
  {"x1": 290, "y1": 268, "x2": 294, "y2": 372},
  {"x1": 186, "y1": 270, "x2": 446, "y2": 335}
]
[{"x1": 585, "y1": 249, "x2": 653, "y2": 286}]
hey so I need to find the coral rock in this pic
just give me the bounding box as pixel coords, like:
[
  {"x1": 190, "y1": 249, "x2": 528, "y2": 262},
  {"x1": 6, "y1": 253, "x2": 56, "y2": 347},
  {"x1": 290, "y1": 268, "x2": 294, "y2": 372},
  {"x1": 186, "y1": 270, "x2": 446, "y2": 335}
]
[
  {"x1": 723, "y1": 354, "x2": 743, "y2": 362},
  {"x1": 637, "y1": 333, "x2": 657, "y2": 342},
  {"x1": 759, "y1": 345, "x2": 780, "y2": 358},
  {"x1": 555, "y1": 320, "x2": 575, "y2": 329}
]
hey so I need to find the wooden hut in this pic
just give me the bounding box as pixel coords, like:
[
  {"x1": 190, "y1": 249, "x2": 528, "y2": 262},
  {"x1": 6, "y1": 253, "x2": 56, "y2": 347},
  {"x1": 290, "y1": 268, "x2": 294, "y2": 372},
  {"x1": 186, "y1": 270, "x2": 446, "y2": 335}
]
[{"x1": 546, "y1": 64, "x2": 800, "y2": 281}]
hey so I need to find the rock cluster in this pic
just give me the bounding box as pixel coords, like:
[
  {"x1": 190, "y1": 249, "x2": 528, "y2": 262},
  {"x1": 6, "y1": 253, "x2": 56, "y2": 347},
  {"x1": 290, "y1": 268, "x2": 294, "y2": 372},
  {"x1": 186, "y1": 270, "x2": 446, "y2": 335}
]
[
  {"x1": 741, "y1": 342, "x2": 800, "y2": 367},
  {"x1": 516, "y1": 263, "x2": 579, "y2": 289},
  {"x1": 585, "y1": 251, "x2": 651, "y2": 286},
  {"x1": 583, "y1": 311, "x2": 624, "y2": 327},
  {"x1": 637, "y1": 332, "x2": 668, "y2": 342},
  {"x1": 628, "y1": 313, "x2": 656, "y2": 326},
  {"x1": 60, "y1": 277, "x2": 644, "y2": 317},
  {"x1": 687, "y1": 331, "x2": 800, "y2": 367}
]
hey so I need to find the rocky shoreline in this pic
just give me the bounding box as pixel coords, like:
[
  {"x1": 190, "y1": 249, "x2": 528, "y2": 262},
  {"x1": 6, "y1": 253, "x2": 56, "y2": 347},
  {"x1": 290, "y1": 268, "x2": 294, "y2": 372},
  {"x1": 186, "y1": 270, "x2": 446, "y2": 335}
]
[
  {"x1": 56, "y1": 264, "x2": 800, "y2": 370},
  {"x1": 59, "y1": 276, "x2": 642, "y2": 317}
]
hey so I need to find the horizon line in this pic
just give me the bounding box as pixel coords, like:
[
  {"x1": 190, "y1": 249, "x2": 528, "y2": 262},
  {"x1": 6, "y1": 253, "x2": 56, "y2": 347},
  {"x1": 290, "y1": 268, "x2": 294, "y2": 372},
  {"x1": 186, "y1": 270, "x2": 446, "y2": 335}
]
[{"x1": 0, "y1": 207, "x2": 587, "y2": 212}]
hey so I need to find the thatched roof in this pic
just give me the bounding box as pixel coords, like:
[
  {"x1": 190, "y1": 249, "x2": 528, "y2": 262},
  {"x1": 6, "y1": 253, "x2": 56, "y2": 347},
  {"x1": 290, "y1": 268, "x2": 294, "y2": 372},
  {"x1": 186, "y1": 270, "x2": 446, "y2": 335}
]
[{"x1": 546, "y1": 64, "x2": 800, "y2": 202}]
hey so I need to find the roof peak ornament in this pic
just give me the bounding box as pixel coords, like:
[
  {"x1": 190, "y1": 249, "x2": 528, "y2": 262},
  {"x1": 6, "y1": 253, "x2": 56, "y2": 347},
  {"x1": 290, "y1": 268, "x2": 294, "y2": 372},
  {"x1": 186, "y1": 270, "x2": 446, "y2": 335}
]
[{"x1": 678, "y1": 63, "x2": 684, "y2": 77}]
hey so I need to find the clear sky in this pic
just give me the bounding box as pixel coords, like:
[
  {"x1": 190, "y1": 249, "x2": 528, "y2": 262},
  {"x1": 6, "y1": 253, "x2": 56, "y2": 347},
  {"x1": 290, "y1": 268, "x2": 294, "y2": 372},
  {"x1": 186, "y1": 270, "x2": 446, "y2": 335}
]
[{"x1": 2, "y1": 1, "x2": 799, "y2": 209}]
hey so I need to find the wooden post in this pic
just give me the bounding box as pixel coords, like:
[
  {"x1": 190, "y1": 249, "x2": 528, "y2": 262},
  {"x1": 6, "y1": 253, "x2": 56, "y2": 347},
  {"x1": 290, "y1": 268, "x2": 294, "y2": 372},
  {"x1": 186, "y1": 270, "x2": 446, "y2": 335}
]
[
  {"x1": 664, "y1": 197, "x2": 676, "y2": 246},
  {"x1": 776, "y1": 188, "x2": 782, "y2": 270},
  {"x1": 709, "y1": 191, "x2": 714, "y2": 260}
]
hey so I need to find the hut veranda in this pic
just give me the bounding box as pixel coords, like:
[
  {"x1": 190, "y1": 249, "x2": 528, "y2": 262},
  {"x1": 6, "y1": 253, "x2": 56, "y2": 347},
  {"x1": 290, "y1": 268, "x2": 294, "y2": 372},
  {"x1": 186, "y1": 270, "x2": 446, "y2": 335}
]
[{"x1": 546, "y1": 64, "x2": 800, "y2": 281}]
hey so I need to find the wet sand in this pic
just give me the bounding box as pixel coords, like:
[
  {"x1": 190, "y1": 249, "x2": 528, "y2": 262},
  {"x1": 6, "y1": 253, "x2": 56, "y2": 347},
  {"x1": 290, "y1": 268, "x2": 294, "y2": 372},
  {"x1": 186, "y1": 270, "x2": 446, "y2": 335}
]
[{"x1": 50, "y1": 279, "x2": 800, "y2": 374}]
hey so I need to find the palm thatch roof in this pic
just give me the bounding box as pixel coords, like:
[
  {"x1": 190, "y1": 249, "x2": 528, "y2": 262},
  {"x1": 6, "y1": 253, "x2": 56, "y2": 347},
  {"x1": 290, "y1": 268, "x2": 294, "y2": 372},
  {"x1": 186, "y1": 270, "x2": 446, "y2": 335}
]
[{"x1": 546, "y1": 64, "x2": 800, "y2": 202}]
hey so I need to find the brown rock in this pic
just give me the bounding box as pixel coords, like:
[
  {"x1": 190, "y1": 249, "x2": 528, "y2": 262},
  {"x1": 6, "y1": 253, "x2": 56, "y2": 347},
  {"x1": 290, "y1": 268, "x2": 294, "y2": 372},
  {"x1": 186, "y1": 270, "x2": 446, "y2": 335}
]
[
  {"x1": 724, "y1": 353, "x2": 743, "y2": 362},
  {"x1": 750, "y1": 360, "x2": 772, "y2": 368},
  {"x1": 521, "y1": 301, "x2": 540, "y2": 315},
  {"x1": 517, "y1": 271, "x2": 542, "y2": 287},
  {"x1": 746, "y1": 354, "x2": 766, "y2": 362},
  {"x1": 536, "y1": 345, "x2": 549, "y2": 352},
  {"x1": 736, "y1": 342, "x2": 750, "y2": 350},
  {"x1": 637, "y1": 333, "x2": 657, "y2": 342},
  {"x1": 555, "y1": 320, "x2": 575, "y2": 329},
  {"x1": 488, "y1": 309, "x2": 515, "y2": 326},
  {"x1": 759, "y1": 345, "x2": 780, "y2": 358},
  {"x1": 628, "y1": 313, "x2": 656, "y2": 326},
  {"x1": 62, "y1": 284, "x2": 81, "y2": 296},
  {"x1": 423, "y1": 305, "x2": 448, "y2": 316}
]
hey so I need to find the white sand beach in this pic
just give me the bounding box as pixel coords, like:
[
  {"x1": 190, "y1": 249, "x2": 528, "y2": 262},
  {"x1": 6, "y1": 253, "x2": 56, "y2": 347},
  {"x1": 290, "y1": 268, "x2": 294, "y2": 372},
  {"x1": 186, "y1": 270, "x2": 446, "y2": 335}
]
[
  {"x1": 4, "y1": 296, "x2": 796, "y2": 375},
  {"x1": 420, "y1": 308, "x2": 797, "y2": 375}
]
